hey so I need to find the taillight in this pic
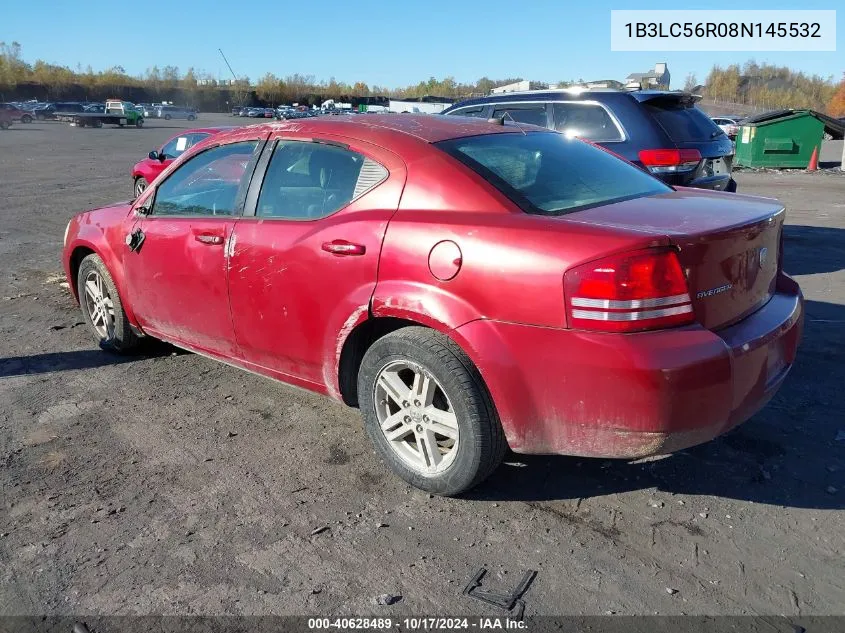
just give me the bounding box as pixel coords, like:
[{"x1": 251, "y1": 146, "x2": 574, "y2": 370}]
[
  {"x1": 564, "y1": 248, "x2": 695, "y2": 333},
  {"x1": 639, "y1": 149, "x2": 701, "y2": 174}
]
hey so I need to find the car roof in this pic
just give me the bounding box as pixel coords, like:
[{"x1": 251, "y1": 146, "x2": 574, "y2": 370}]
[
  {"x1": 225, "y1": 114, "x2": 541, "y2": 144},
  {"x1": 446, "y1": 88, "x2": 700, "y2": 110}
]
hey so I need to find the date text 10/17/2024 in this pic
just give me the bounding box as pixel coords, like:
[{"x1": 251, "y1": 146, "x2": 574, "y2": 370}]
[{"x1": 307, "y1": 617, "x2": 528, "y2": 630}]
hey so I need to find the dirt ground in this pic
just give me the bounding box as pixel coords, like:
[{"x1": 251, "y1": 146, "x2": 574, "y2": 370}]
[{"x1": 1, "y1": 115, "x2": 843, "y2": 617}]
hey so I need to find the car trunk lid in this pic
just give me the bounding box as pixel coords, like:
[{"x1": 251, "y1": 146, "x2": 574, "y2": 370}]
[{"x1": 564, "y1": 188, "x2": 784, "y2": 330}]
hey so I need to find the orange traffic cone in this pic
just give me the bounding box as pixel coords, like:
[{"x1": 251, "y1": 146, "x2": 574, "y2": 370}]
[{"x1": 807, "y1": 145, "x2": 819, "y2": 171}]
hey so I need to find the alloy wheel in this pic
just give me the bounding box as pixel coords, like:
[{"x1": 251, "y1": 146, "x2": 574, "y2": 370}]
[
  {"x1": 373, "y1": 360, "x2": 459, "y2": 475},
  {"x1": 83, "y1": 270, "x2": 116, "y2": 340}
]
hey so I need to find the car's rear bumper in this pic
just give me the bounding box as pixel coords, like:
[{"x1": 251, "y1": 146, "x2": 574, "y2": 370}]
[{"x1": 454, "y1": 274, "x2": 803, "y2": 458}]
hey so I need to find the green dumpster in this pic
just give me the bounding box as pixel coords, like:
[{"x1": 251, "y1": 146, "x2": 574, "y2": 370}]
[{"x1": 734, "y1": 110, "x2": 824, "y2": 169}]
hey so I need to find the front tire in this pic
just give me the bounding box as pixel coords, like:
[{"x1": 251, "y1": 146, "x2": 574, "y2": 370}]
[
  {"x1": 357, "y1": 327, "x2": 506, "y2": 495},
  {"x1": 135, "y1": 117, "x2": 144, "y2": 128},
  {"x1": 21, "y1": 114, "x2": 32, "y2": 124},
  {"x1": 164, "y1": 114, "x2": 172, "y2": 120},
  {"x1": 187, "y1": 114, "x2": 196, "y2": 121},
  {"x1": 0, "y1": 120, "x2": 9, "y2": 130},
  {"x1": 77, "y1": 254, "x2": 140, "y2": 353},
  {"x1": 134, "y1": 176, "x2": 148, "y2": 198}
]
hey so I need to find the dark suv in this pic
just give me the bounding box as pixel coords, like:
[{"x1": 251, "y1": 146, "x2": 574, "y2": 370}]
[{"x1": 441, "y1": 89, "x2": 737, "y2": 192}]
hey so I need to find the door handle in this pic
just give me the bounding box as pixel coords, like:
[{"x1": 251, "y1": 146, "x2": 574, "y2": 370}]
[
  {"x1": 322, "y1": 240, "x2": 366, "y2": 256},
  {"x1": 195, "y1": 233, "x2": 224, "y2": 245}
]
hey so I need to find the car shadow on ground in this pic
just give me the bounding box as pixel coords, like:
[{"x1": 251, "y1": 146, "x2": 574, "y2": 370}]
[
  {"x1": 472, "y1": 297, "x2": 845, "y2": 510},
  {"x1": 782, "y1": 225, "x2": 845, "y2": 276},
  {"x1": 0, "y1": 341, "x2": 184, "y2": 378}
]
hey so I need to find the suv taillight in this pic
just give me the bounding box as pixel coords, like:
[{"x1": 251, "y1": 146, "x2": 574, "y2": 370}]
[
  {"x1": 564, "y1": 248, "x2": 695, "y2": 333},
  {"x1": 639, "y1": 148, "x2": 701, "y2": 174}
]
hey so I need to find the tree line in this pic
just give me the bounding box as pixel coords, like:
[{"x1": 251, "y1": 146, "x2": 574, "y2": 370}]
[
  {"x1": 698, "y1": 61, "x2": 842, "y2": 114},
  {"x1": 1, "y1": 41, "x2": 524, "y2": 106},
  {"x1": 2, "y1": 41, "x2": 843, "y2": 116}
]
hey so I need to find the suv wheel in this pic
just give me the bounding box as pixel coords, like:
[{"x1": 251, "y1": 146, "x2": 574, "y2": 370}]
[{"x1": 357, "y1": 327, "x2": 506, "y2": 495}]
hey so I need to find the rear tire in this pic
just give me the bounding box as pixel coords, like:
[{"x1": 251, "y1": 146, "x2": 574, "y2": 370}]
[
  {"x1": 164, "y1": 114, "x2": 172, "y2": 120},
  {"x1": 77, "y1": 254, "x2": 140, "y2": 353},
  {"x1": 0, "y1": 120, "x2": 9, "y2": 130},
  {"x1": 21, "y1": 114, "x2": 32, "y2": 124},
  {"x1": 357, "y1": 326, "x2": 506, "y2": 496}
]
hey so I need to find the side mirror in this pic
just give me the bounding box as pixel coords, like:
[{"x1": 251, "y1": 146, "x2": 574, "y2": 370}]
[{"x1": 148, "y1": 150, "x2": 159, "y2": 161}]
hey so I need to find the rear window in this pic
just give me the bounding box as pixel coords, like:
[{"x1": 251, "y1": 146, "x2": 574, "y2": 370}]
[
  {"x1": 644, "y1": 99, "x2": 725, "y2": 142},
  {"x1": 436, "y1": 132, "x2": 670, "y2": 216}
]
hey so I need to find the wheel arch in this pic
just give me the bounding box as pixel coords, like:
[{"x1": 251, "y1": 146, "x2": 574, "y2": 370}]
[
  {"x1": 66, "y1": 239, "x2": 140, "y2": 327},
  {"x1": 334, "y1": 282, "x2": 484, "y2": 406}
]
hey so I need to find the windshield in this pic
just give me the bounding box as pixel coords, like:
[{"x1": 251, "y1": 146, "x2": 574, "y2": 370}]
[{"x1": 436, "y1": 132, "x2": 670, "y2": 216}]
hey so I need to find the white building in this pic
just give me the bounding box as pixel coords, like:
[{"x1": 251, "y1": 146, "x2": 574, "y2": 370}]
[
  {"x1": 491, "y1": 80, "x2": 531, "y2": 94},
  {"x1": 388, "y1": 99, "x2": 451, "y2": 114},
  {"x1": 625, "y1": 63, "x2": 670, "y2": 89}
]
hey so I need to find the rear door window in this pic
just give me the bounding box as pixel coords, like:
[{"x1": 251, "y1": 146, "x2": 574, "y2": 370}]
[
  {"x1": 552, "y1": 103, "x2": 623, "y2": 142},
  {"x1": 644, "y1": 100, "x2": 725, "y2": 142},
  {"x1": 491, "y1": 104, "x2": 549, "y2": 128},
  {"x1": 256, "y1": 141, "x2": 386, "y2": 220}
]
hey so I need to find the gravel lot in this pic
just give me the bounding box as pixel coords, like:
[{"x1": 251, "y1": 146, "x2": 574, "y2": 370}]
[{"x1": 1, "y1": 115, "x2": 843, "y2": 617}]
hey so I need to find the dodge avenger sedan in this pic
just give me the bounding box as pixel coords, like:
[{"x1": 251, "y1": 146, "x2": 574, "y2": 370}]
[{"x1": 63, "y1": 115, "x2": 803, "y2": 495}]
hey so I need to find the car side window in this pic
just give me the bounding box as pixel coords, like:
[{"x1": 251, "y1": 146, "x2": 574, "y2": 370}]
[
  {"x1": 151, "y1": 141, "x2": 258, "y2": 217},
  {"x1": 491, "y1": 105, "x2": 548, "y2": 128},
  {"x1": 448, "y1": 106, "x2": 487, "y2": 118},
  {"x1": 160, "y1": 136, "x2": 185, "y2": 159},
  {"x1": 256, "y1": 141, "x2": 386, "y2": 220},
  {"x1": 160, "y1": 133, "x2": 210, "y2": 159},
  {"x1": 552, "y1": 103, "x2": 623, "y2": 142}
]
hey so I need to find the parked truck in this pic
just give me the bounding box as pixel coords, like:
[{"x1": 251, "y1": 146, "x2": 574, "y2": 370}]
[{"x1": 56, "y1": 100, "x2": 144, "y2": 128}]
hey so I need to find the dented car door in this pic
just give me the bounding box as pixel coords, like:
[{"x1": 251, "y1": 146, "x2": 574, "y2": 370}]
[
  {"x1": 227, "y1": 135, "x2": 406, "y2": 390},
  {"x1": 123, "y1": 138, "x2": 265, "y2": 356}
]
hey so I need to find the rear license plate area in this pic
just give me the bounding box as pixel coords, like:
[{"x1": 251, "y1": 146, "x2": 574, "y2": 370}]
[{"x1": 766, "y1": 341, "x2": 787, "y2": 384}]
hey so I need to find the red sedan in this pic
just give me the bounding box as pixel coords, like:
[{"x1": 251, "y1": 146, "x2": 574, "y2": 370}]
[
  {"x1": 131, "y1": 127, "x2": 233, "y2": 197},
  {"x1": 63, "y1": 115, "x2": 803, "y2": 495}
]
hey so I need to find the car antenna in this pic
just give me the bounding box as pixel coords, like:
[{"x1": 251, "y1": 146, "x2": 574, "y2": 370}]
[{"x1": 502, "y1": 110, "x2": 527, "y2": 135}]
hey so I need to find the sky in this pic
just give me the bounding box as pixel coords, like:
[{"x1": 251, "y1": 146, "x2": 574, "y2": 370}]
[{"x1": 4, "y1": 0, "x2": 842, "y2": 88}]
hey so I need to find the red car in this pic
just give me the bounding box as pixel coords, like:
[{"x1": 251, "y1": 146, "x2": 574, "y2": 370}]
[
  {"x1": 0, "y1": 102, "x2": 34, "y2": 124},
  {"x1": 131, "y1": 127, "x2": 233, "y2": 197},
  {"x1": 63, "y1": 116, "x2": 803, "y2": 495}
]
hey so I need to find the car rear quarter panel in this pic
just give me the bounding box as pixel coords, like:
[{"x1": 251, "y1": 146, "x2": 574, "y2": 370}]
[{"x1": 375, "y1": 152, "x2": 670, "y2": 330}]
